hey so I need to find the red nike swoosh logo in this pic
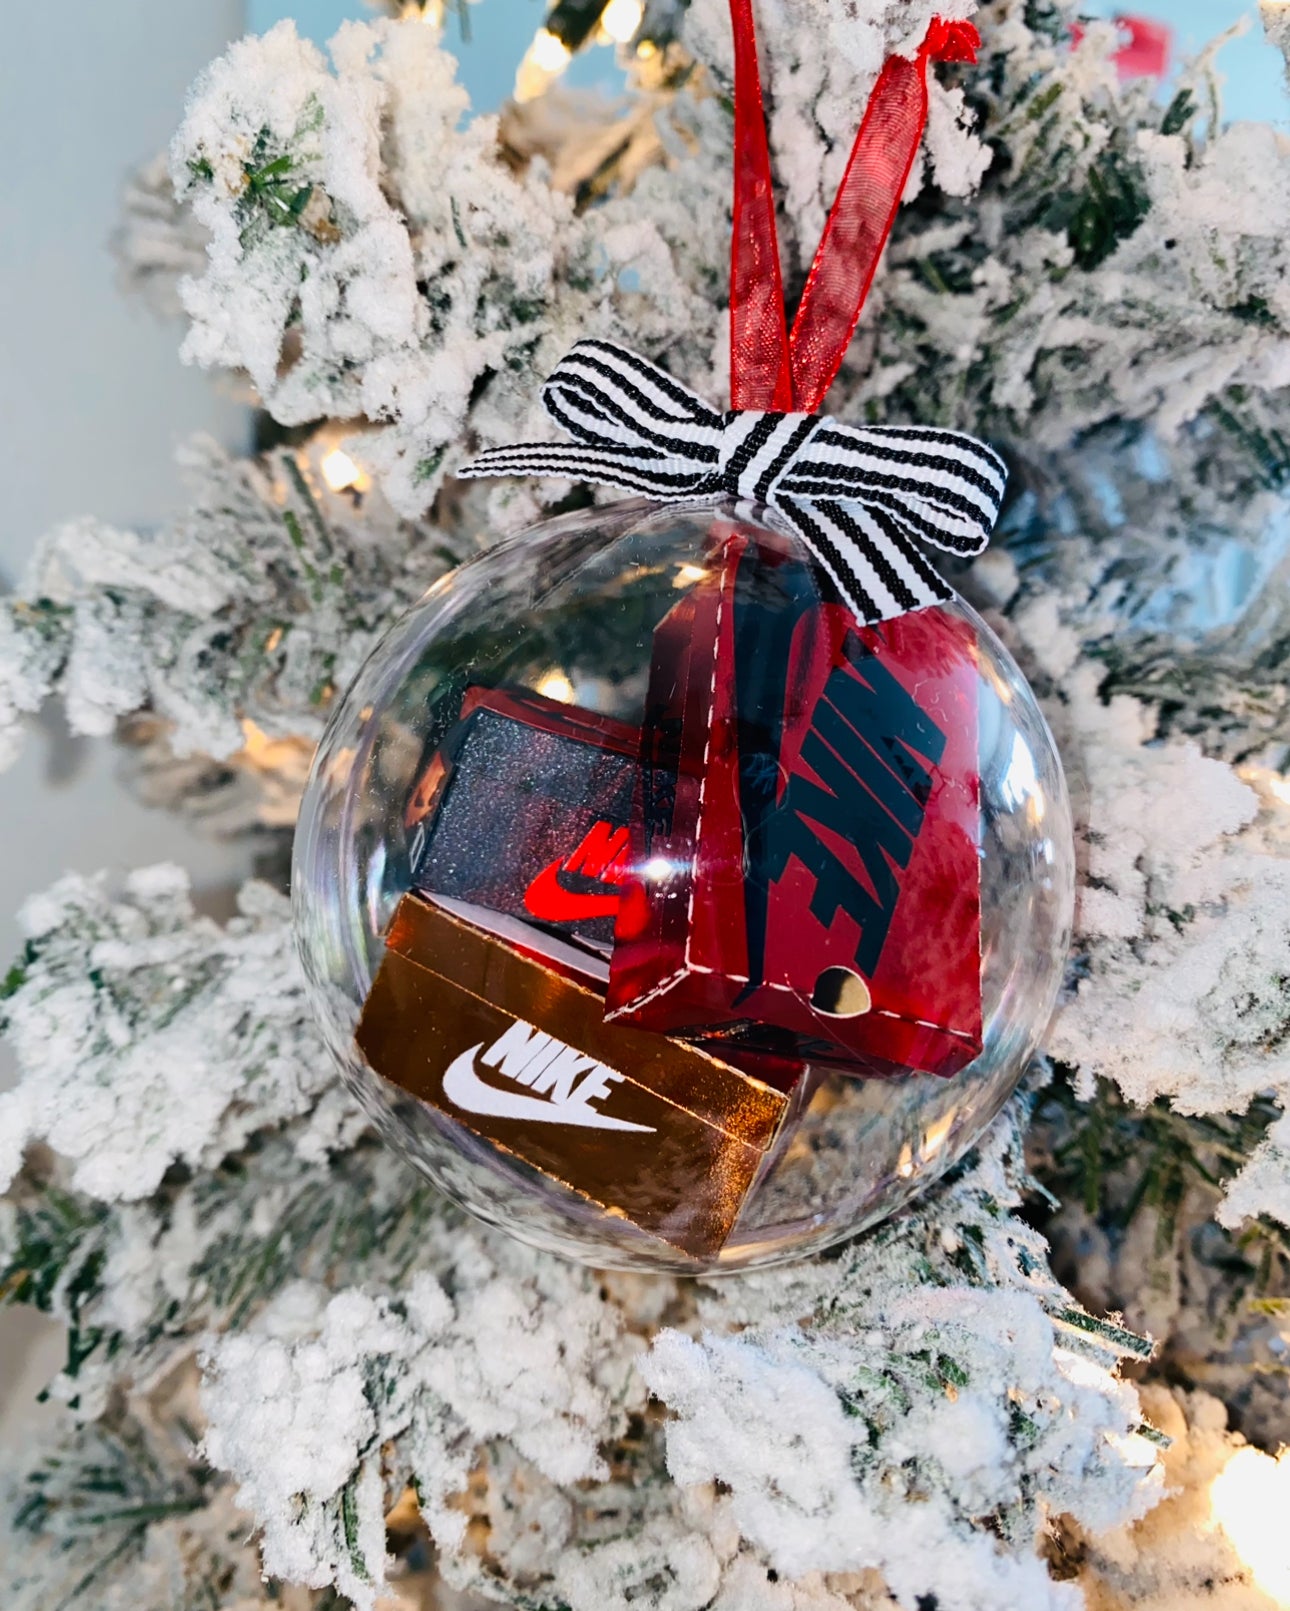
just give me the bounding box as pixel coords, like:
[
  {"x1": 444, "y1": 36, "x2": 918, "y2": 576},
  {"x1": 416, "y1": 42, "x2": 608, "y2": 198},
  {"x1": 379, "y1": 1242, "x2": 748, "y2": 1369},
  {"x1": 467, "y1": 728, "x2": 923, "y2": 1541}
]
[{"x1": 524, "y1": 857, "x2": 623, "y2": 923}]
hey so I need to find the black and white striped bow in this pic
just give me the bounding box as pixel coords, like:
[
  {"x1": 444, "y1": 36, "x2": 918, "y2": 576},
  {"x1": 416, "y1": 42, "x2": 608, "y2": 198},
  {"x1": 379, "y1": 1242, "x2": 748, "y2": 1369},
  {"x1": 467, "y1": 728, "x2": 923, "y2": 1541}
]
[{"x1": 459, "y1": 340, "x2": 1007, "y2": 625}]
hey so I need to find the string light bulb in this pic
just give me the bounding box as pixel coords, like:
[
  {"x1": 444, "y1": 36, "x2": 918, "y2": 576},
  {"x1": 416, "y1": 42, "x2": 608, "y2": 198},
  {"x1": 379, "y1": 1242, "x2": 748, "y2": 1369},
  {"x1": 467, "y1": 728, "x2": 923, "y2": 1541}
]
[
  {"x1": 515, "y1": 28, "x2": 573, "y2": 100},
  {"x1": 600, "y1": 0, "x2": 643, "y2": 44},
  {"x1": 531, "y1": 27, "x2": 573, "y2": 69},
  {"x1": 1211, "y1": 1446, "x2": 1290, "y2": 1602},
  {"x1": 1237, "y1": 763, "x2": 1290, "y2": 808},
  {"x1": 320, "y1": 447, "x2": 368, "y2": 495},
  {"x1": 536, "y1": 670, "x2": 576, "y2": 703}
]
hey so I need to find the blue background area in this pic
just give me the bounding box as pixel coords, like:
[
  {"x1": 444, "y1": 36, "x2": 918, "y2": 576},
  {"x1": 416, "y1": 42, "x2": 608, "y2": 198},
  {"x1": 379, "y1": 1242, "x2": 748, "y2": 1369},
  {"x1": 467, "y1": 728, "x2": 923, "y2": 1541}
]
[
  {"x1": 248, "y1": 0, "x2": 630, "y2": 111},
  {"x1": 1083, "y1": 0, "x2": 1289, "y2": 125},
  {"x1": 247, "y1": 0, "x2": 1290, "y2": 121}
]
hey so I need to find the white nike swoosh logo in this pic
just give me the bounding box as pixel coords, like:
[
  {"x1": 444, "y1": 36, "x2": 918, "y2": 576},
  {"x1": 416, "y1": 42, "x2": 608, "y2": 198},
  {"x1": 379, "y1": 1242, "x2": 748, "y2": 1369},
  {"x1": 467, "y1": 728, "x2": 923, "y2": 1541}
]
[{"x1": 442, "y1": 1044, "x2": 655, "y2": 1133}]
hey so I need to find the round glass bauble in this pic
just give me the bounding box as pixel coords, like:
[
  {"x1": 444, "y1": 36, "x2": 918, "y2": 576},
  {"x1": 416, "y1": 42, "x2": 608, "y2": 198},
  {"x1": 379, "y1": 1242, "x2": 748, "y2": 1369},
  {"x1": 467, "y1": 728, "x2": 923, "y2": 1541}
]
[{"x1": 293, "y1": 498, "x2": 1073, "y2": 1273}]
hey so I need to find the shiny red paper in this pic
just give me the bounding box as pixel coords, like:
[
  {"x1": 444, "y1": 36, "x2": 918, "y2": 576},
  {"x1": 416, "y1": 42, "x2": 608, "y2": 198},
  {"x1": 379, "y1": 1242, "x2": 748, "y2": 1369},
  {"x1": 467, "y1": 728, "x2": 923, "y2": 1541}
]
[
  {"x1": 607, "y1": 526, "x2": 983, "y2": 1077},
  {"x1": 728, "y1": 3, "x2": 978, "y2": 411}
]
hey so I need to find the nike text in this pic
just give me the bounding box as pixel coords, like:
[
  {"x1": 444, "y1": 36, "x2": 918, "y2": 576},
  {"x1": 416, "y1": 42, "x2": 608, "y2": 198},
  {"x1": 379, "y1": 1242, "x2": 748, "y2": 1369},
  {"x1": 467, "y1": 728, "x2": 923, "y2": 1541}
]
[{"x1": 442, "y1": 1018, "x2": 655, "y2": 1132}]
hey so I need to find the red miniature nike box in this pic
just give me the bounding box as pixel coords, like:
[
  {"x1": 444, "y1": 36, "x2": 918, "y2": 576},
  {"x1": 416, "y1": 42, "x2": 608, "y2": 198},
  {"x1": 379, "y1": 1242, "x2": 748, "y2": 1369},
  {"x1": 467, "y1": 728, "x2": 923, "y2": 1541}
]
[
  {"x1": 606, "y1": 526, "x2": 983, "y2": 1078},
  {"x1": 401, "y1": 676, "x2": 805, "y2": 1097}
]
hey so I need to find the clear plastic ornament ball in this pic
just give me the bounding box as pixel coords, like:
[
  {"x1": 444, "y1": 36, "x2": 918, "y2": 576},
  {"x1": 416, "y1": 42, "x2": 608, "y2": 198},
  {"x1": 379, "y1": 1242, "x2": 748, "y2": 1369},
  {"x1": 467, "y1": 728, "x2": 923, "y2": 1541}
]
[{"x1": 292, "y1": 499, "x2": 1073, "y2": 1273}]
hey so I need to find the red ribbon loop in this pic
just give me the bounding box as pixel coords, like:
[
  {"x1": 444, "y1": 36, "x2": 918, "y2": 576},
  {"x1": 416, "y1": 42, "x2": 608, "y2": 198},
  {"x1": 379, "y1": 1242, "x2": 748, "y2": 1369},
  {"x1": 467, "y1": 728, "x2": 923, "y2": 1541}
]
[
  {"x1": 728, "y1": 8, "x2": 978, "y2": 414},
  {"x1": 728, "y1": 0, "x2": 794, "y2": 411}
]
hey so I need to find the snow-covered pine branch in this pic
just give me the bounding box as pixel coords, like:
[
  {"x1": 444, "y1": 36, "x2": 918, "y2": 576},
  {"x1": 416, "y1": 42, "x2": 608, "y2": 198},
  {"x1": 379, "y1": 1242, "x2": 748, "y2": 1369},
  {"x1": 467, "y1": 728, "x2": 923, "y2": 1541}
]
[
  {"x1": 5, "y1": 0, "x2": 1290, "y2": 1606},
  {"x1": 0, "y1": 869, "x2": 1158, "y2": 1610},
  {"x1": 0, "y1": 437, "x2": 460, "y2": 811},
  {"x1": 171, "y1": 17, "x2": 727, "y2": 518}
]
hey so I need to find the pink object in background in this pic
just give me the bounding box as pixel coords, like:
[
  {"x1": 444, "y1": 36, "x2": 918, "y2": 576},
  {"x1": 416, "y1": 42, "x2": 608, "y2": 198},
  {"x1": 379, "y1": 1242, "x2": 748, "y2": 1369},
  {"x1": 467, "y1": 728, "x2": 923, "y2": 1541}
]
[{"x1": 1071, "y1": 15, "x2": 1172, "y2": 81}]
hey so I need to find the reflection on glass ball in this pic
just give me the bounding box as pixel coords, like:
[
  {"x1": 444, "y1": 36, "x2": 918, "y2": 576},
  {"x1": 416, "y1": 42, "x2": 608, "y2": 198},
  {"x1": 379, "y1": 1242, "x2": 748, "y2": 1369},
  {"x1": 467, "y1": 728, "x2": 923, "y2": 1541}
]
[{"x1": 293, "y1": 499, "x2": 1074, "y2": 1273}]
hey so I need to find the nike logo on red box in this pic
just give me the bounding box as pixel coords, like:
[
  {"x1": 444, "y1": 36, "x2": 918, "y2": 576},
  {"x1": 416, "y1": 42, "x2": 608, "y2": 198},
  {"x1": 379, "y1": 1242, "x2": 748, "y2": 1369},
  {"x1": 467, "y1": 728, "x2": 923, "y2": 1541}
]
[{"x1": 523, "y1": 819, "x2": 629, "y2": 923}]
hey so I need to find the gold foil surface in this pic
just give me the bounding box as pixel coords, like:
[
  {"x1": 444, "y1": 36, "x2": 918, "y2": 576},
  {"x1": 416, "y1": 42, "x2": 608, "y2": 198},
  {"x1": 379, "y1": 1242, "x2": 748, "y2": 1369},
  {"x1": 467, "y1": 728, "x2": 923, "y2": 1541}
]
[{"x1": 356, "y1": 893, "x2": 789, "y2": 1258}]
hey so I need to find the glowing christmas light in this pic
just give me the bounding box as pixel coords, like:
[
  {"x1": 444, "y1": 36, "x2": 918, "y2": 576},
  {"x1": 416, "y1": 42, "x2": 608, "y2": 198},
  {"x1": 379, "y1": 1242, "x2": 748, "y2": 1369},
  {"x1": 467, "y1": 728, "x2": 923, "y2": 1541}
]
[
  {"x1": 515, "y1": 28, "x2": 573, "y2": 100},
  {"x1": 321, "y1": 448, "x2": 366, "y2": 493},
  {"x1": 1211, "y1": 1445, "x2": 1290, "y2": 1603},
  {"x1": 536, "y1": 670, "x2": 575, "y2": 703},
  {"x1": 601, "y1": 0, "x2": 643, "y2": 44},
  {"x1": 531, "y1": 27, "x2": 572, "y2": 69}
]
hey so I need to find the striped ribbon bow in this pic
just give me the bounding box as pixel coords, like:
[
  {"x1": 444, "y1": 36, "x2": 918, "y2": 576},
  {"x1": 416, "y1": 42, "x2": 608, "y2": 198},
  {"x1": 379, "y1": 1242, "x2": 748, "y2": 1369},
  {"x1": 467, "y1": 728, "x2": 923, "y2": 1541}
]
[{"x1": 459, "y1": 340, "x2": 1006, "y2": 625}]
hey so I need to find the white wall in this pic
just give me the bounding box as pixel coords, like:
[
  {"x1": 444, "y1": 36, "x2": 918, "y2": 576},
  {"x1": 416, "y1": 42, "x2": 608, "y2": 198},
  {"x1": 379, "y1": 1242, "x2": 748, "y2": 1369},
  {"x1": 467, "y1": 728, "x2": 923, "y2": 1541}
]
[
  {"x1": 1, "y1": 1, "x2": 248, "y2": 550},
  {"x1": 0, "y1": 0, "x2": 251, "y2": 1440},
  {"x1": 0, "y1": 0, "x2": 256, "y2": 951}
]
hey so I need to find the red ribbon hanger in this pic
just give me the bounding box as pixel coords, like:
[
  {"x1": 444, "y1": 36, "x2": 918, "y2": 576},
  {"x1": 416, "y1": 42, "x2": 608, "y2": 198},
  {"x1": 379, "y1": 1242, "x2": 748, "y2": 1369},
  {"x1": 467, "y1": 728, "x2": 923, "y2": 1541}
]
[{"x1": 728, "y1": 1, "x2": 979, "y2": 414}]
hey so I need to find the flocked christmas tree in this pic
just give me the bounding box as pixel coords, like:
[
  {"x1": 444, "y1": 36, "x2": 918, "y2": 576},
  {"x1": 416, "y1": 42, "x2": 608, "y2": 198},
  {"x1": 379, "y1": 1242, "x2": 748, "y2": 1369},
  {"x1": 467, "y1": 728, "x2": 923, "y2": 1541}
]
[{"x1": 6, "y1": 0, "x2": 1290, "y2": 1605}]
